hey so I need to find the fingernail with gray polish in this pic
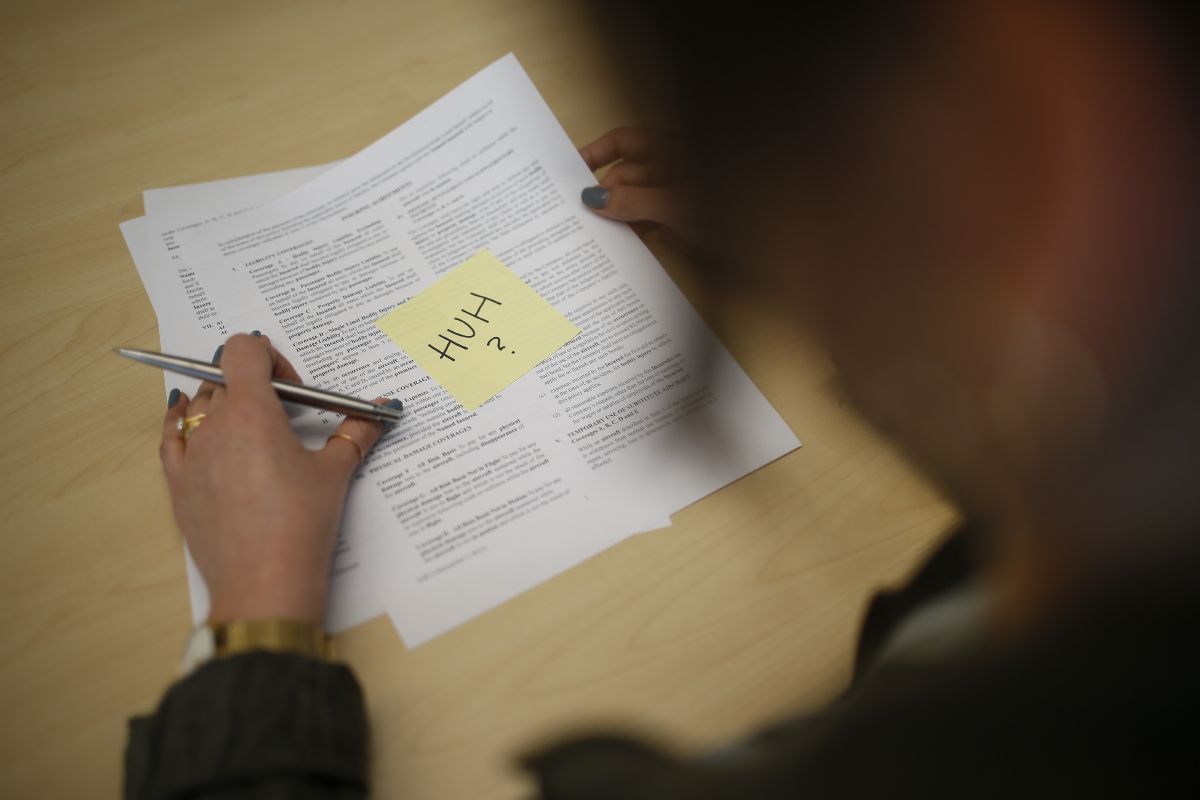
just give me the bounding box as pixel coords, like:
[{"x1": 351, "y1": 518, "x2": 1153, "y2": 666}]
[
  {"x1": 382, "y1": 398, "x2": 403, "y2": 425},
  {"x1": 251, "y1": 330, "x2": 261, "y2": 337},
  {"x1": 581, "y1": 186, "x2": 609, "y2": 209},
  {"x1": 168, "y1": 388, "x2": 181, "y2": 408},
  {"x1": 212, "y1": 344, "x2": 224, "y2": 365}
]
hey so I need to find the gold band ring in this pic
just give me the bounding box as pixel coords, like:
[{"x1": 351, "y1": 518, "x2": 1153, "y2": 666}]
[
  {"x1": 176, "y1": 413, "x2": 206, "y2": 440},
  {"x1": 328, "y1": 433, "x2": 365, "y2": 463}
]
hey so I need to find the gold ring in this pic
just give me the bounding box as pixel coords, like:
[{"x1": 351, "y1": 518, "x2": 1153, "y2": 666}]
[
  {"x1": 176, "y1": 413, "x2": 206, "y2": 440},
  {"x1": 328, "y1": 433, "x2": 365, "y2": 463}
]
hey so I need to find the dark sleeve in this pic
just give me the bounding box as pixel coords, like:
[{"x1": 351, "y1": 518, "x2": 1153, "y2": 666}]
[{"x1": 124, "y1": 651, "x2": 368, "y2": 800}]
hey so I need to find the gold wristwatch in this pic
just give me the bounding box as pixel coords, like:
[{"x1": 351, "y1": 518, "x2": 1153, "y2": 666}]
[{"x1": 182, "y1": 619, "x2": 333, "y2": 674}]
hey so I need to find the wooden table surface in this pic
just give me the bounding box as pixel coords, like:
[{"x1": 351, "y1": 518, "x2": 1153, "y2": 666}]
[{"x1": 0, "y1": 1, "x2": 956, "y2": 796}]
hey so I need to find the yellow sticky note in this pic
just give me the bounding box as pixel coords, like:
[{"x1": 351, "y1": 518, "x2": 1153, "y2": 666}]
[{"x1": 375, "y1": 251, "x2": 580, "y2": 410}]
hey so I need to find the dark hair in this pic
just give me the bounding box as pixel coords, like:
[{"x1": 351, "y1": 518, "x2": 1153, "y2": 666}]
[{"x1": 588, "y1": 0, "x2": 1200, "y2": 561}]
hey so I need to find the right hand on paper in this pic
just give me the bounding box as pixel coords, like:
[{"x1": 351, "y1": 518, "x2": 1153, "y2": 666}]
[
  {"x1": 579, "y1": 127, "x2": 697, "y2": 246},
  {"x1": 159, "y1": 333, "x2": 393, "y2": 626}
]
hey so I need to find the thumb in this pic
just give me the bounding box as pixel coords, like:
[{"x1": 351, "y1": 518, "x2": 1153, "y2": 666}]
[
  {"x1": 318, "y1": 398, "x2": 399, "y2": 480},
  {"x1": 581, "y1": 184, "x2": 686, "y2": 230}
]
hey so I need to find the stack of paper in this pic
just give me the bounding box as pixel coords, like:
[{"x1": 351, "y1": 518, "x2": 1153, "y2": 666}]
[{"x1": 121, "y1": 55, "x2": 799, "y2": 646}]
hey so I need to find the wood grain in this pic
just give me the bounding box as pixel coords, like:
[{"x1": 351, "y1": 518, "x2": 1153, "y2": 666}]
[{"x1": 0, "y1": 1, "x2": 956, "y2": 796}]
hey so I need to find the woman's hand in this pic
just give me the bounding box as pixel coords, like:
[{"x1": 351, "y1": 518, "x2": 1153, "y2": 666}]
[
  {"x1": 579, "y1": 127, "x2": 696, "y2": 244},
  {"x1": 159, "y1": 333, "x2": 392, "y2": 626}
]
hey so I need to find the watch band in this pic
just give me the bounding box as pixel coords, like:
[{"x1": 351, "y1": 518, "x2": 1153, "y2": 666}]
[
  {"x1": 182, "y1": 619, "x2": 333, "y2": 675},
  {"x1": 216, "y1": 619, "x2": 333, "y2": 660}
]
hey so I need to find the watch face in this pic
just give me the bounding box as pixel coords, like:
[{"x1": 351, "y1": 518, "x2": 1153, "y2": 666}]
[{"x1": 181, "y1": 624, "x2": 216, "y2": 674}]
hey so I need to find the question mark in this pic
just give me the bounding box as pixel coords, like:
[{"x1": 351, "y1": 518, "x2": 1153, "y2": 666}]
[{"x1": 487, "y1": 336, "x2": 516, "y2": 354}]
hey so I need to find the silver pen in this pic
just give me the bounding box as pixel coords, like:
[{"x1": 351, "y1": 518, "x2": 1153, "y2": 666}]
[{"x1": 115, "y1": 347, "x2": 404, "y2": 424}]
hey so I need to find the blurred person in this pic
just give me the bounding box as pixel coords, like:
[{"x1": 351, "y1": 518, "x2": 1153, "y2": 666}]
[{"x1": 126, "y1": 1, "x2": 1200, "y2": 797}]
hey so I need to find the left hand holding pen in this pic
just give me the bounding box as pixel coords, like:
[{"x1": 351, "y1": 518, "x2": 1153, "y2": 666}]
[{"x1": 159, "y1": 333, "x2": 392, "y2": 627}]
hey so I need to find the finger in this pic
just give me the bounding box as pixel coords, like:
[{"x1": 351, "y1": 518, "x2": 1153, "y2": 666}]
[
  {"x1": 579, "y1": 127, "x2": 663, "y2": 171},
  {"x1": 204, "y1": 384, "x2": 227, "y2": 415},
  {"x1": 599, "y1": 161, "x2": 655, "y2": 189},
  {"x1": 580, "y1": 127, "x2": 691, "y2": 181},
  {"x1": 219, "y1": 332, "x2": 303, "y2": 385},
  {"x1": 161, "y1": 390, "x2": 190, "y2": 481},
  {"x1": 193, "y1": 379, "x2": 220, "y2": 398},
  {"x1": 582, "y1": 183, "x2": 687, "y2": 230},
  {"x1": 188, "y1": 380, "x2": 221, "y2": 417},
  {"x1": 219, "y1": 333, "x2": 279, "y2": 405},
  {"x1": 191, "y1": 344, "x2": 224, "y2": 408},
  {"x1": 192, "y1": 372, "x2": 220, "y2": 403},
  {"x1": 317, "y1": 398, "x2": 394, "y2": 480},
  {"x1": 267, "y1": 341, "x2": 304, "y2": 384}
]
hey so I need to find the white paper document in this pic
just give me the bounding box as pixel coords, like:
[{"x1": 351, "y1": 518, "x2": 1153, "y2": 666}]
[{"x1": 122, "y1": 54, "x2": 799, "y2": 645}]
